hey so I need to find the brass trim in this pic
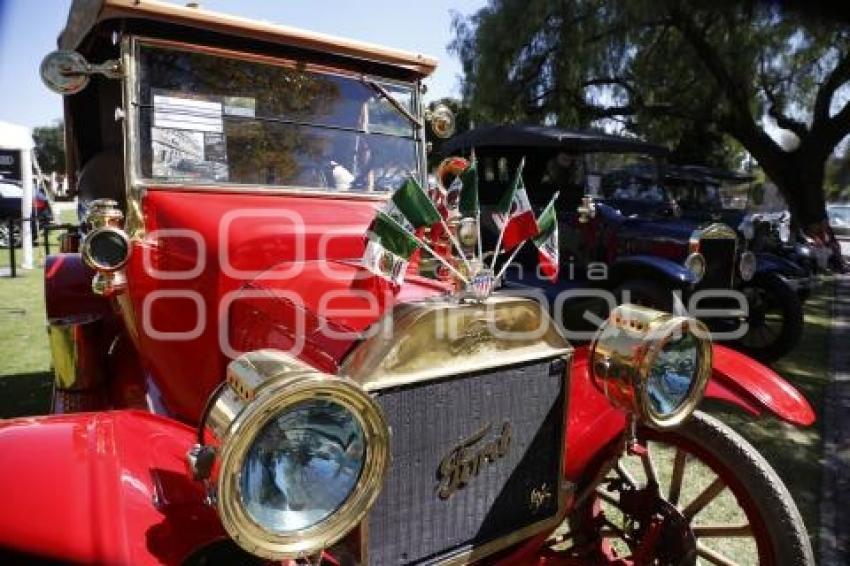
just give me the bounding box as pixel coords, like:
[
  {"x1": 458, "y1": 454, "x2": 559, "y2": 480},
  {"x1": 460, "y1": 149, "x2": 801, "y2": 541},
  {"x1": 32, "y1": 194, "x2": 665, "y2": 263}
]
[
  {"x1": 340, "y1": 295, "x2": 573, "y2": 392},
  {"x1": 689, "y1": 222, "x2": 738, "y2": 288},
  {"x1": 122, "y1": 34, "x2": 146, "y2": 239},
  {"x1": 692, "y1": 222, "x2": 738, "y2": 241},
  {"x1": 47, "y1": 314, "x2": 105, "y2": 391},
  {"x1": 590, "y1": 304, "x2": 712, "y2": 429},
  {"x1": 81, "y1": 226, "x2": 131, "y2": 272},
  {"x1": 209, "y1": 350, "x2": 390, "y2": 561},
  {"x1": 136, "y1": 182, "x2": 393, "y2": 201},
  {"x1": 125, "y1": 36, "x2": 422, "y2": 201},
  {"x1": 85, "y1": 198, "x2": 124, "y2": 228}
]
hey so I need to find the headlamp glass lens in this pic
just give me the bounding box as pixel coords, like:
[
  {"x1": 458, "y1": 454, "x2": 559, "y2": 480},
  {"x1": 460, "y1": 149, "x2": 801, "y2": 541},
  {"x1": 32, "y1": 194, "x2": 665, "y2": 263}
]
[
  {"x1": 739, "y1": 251, "x2": 757, "y2": 281},
  {"x1": 240, "y1": 399, "x2": 365, "y2": 533},
  {"x1": 89, "y1": 230, "x2": 128, "y2": 269},
  {"x1": 647, "y1": 332, "x2": 698, "y2": 416}
]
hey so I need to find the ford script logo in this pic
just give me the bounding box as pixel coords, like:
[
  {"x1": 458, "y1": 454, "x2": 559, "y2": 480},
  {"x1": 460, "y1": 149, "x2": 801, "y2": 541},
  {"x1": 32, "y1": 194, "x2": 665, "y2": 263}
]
[{"x1": 436, "y1": 422, "x2": 512, "y2": 500}]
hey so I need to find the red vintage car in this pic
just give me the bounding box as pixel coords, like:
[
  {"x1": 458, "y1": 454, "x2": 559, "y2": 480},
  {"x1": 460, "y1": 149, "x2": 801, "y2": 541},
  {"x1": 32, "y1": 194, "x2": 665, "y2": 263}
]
[{"x1": 0, "y1": 1, "x2": 816, "y2": 564}]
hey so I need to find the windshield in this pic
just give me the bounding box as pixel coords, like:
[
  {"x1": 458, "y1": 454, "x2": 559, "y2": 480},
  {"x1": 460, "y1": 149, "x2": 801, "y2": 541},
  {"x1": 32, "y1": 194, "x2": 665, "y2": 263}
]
[
  {"x1": 136, "y1": 43, "x2": 421, "y2": 193},
  {"x1": 667, "y1": 182, "x2": 723, "y2": 209},
  {"x1": 596, "y1": 159, "x2": 669, "y2": 203}
]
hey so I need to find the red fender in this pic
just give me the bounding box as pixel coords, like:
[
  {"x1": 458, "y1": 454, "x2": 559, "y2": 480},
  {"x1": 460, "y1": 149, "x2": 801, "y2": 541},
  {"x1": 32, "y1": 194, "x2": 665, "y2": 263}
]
[
  {"x1": 44, "y1": 253, "x2": 112, "y2": 320},
  {"x1": 0, "y1": 411, "x2": 223, "y2": 564},
  {"x1": 707, "y1": 344, "x2": 815, "y2": 426}
]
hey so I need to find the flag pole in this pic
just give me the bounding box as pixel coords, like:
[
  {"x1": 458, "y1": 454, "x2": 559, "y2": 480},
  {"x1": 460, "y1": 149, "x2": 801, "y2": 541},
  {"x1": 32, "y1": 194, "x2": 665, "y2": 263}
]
[
  {"x1": 495, "y1": 241, "x2": 525, "y2": 281},
  {"x1": 410, "y1": 176, "x2": 472, "y2": 275},
  {"x1": 476, "y1": 211, "x2": 483, "y2": 261},
  {"x1": 472, "y1": 148, "x2": 483, "y2": 262},
  {"x1": 489, "y1": 156, "x2": 524, "y2": 272},
  {"x1": 382, "y1": 213, "x2": 470, "y2": 285},
  {"x1": 490, "y1": 217, "x2": 508, "y2": 272},
  {"x1": 440, "y1": 217, "x2": 473, "y2": 273}
]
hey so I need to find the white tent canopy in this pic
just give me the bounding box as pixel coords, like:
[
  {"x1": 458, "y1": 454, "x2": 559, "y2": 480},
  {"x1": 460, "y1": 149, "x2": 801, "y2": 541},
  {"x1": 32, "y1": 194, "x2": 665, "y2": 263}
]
[
  {"x1": 0, "y1": 121, "x2": 35, "y2": 269},
  {"x1": 0, "y1": 121, "x2": 35, "y2": 151}
]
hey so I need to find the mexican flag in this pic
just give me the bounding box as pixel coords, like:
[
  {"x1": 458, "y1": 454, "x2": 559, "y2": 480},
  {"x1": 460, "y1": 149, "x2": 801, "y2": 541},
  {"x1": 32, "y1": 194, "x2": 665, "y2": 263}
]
[
  {"x1": 533, "y1": 196, "x2": 559, "y2": 282},
  {"x1": 391, "y1": 176, "x2": 442, "y2": 228},
  {"x1": 458, "y1": 158, "x2": 479, "y2": 217},
  {"x1": 363, "y1": 211, "x2": 422, "y2": 286},
  {"x1": 493, "y1": 157, "x2": 538, "y2": 250}
]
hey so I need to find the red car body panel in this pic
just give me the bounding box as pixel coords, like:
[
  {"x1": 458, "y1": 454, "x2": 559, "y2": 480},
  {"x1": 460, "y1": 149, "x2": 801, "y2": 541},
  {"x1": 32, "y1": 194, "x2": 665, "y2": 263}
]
[{"x1": 0, "y1": 411, "x2": 223, "y2": 565}]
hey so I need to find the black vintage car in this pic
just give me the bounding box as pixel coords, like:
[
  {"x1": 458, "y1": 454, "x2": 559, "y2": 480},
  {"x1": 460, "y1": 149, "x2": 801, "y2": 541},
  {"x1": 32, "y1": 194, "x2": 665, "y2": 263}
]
[
  {"x1": 660, "y1": 165, "x2": 821, "y2": 298},
  {"x1": 442, "y1": 124, "x2": 801, "y2": 362}
]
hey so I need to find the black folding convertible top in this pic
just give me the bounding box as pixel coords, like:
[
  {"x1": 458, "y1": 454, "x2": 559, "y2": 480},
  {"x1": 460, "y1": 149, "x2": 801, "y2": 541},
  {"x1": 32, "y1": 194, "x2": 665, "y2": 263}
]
[{"x1": 440, "y1": 124, "x2": 669, "y2": 156}]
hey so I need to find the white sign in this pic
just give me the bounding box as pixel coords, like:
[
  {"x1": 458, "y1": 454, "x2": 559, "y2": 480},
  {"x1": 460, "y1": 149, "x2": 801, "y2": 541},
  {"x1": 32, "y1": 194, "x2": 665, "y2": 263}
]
[{"x1": 154, "y1": 95, "x2": 223, "y2": 133}]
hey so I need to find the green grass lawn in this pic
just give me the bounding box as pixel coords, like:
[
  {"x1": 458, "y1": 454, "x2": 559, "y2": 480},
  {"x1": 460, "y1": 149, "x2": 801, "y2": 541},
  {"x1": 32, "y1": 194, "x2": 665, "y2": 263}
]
[
  {"x1": 706, "y1": 278, "x2": 833, "y2": 553},
  {"x1": 0, "y1": 207, "x2": 77, "y2": 417}
]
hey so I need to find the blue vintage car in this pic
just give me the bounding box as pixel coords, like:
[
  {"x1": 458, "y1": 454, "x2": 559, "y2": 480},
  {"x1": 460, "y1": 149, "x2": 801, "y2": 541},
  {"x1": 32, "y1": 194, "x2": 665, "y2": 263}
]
[{"x1": 442, "y1": 124, "x2": 802, "y2": 362}]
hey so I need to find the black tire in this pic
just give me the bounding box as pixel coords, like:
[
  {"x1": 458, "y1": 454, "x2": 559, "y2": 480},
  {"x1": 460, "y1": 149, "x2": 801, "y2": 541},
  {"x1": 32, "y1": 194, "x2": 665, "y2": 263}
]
[
  {"x1": 735, "y1": 273, "x2": 804, "y2": 363},
  {"x1": 613, "y1": 278, "x2": 678, "y2": 313},
  {"x1": 660, "y1": 412, "x2": 813, "y2": 565},
  {"x1": 574, "y1": 411, "x2": 813, "y2": 565}
]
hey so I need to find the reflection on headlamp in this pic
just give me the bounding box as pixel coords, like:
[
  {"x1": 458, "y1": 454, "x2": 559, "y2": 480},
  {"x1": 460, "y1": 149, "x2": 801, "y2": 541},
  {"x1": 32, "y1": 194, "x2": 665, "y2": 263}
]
[
  {"x1": 199, "y1": 350, "x2": 389, "y2": 560},
  {"x1": 241, "y1": 400, "x2": 366, "y2": 533},
  {"x1": 591, "y1": 304, "x2": 711, "y2": 428}
]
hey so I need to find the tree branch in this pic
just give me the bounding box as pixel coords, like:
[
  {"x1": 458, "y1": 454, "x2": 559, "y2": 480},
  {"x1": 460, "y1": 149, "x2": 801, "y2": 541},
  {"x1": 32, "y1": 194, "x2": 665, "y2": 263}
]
[
  {"x1": 761, "y1": 74, "x2": 809, "y2": 139},
  {"x1": 667, "y1": 8, "x2": 751, "y2": 120},
  {"x1": 813, "y1": 51, "x2": 850, "y2": 123},
  {"x1": 768, "y1": 107, "x2": 809, "y2": 140}
]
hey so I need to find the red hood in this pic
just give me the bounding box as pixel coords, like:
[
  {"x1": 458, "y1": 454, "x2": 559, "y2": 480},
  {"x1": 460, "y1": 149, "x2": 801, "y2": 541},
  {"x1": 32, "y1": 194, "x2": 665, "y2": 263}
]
[
  {"x1": 229, "y1": 261, "x2": 449, "y2": 372},
  {"x1": 119, "y1": 189, "x2": 448, "y2": 421}
]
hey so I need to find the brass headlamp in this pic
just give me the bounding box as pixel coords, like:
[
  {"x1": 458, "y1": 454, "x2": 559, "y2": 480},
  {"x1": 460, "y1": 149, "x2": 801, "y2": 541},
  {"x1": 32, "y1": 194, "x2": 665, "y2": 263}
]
[
  {"x1": 199, "y1": 350, "x2": 389, "y2": 560},
  {"x1": 590, "y1": 305, "x2": 711, "y2": 429},
  {"x1": 81, "y1": 199, "x2": 131, "y2": 296}
]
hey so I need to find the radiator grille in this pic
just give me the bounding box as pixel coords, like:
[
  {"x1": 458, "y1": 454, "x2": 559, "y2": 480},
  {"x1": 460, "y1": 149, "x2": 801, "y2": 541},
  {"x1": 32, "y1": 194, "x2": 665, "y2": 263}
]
[
  {"x1": 366, "y1": 358, "x2": 567, "y2": 565},
  {"x1": 699, "y1": 238, "x2": 737, "y2": 289}
]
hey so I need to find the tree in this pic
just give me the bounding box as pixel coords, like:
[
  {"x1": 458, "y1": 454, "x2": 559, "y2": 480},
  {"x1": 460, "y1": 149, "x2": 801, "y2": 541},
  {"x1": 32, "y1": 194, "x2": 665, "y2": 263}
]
[
  {"x1": 32, "y1": 121, "x2": 65, "y2": 174},
  {"x1": 451, "y1": 0, "x2": 850, "y2": 239}
]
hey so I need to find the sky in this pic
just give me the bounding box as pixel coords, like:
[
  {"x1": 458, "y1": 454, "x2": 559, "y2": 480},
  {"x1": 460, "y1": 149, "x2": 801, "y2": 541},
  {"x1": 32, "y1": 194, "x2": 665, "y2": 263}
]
[{"x1": 0, "y1": 0, "x2": 485, "y2": 129}]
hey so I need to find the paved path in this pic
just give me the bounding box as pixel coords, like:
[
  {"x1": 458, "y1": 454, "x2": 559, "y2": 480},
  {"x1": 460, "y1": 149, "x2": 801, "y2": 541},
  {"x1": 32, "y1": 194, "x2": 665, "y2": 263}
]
[{"x1": 819, "y1": 274, "x2": 850, "y2": 564}]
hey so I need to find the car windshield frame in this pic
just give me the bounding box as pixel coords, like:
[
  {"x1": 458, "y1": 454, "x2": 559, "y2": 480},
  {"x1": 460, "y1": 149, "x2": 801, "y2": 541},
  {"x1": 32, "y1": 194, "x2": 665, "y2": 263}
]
[{"x1": 127, "y1": 36, "x2": 426, "y2": 198}]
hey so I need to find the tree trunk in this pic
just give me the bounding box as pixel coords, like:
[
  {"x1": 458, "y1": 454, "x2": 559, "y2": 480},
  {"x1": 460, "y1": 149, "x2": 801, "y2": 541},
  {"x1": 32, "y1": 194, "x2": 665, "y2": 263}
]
[{"x1": 756, "y1": 145, "x2": 847, "y2": 272}]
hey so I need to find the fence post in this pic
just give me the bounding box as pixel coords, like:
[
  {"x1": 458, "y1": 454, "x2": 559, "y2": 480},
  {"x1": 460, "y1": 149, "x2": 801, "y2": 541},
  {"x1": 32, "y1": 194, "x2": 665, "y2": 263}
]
[{"x1": 8, "y1": 218, "x2": 16, "y2": 278}]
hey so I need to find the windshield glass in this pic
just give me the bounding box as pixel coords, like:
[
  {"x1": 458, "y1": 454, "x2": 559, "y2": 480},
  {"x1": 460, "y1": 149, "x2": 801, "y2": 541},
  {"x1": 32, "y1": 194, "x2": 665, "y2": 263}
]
[
  {"x1": 136, "y1": 43, "x2": 421, "y2": 193},
  {"x1": 667, "y1": 182, "x2": 723, "y2": 209},
  {"x1": 596, "y1": 159, "x2": 669, "y2": 202}
]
